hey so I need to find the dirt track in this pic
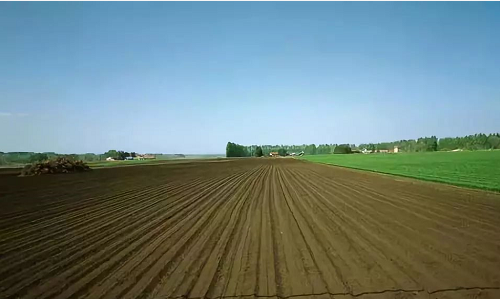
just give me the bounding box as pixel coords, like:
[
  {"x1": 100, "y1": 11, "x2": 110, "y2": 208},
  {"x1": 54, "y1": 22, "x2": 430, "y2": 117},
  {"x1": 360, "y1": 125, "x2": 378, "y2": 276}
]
[{"x1": 1, "y1": 159, "x2": 500, "y2": 299}]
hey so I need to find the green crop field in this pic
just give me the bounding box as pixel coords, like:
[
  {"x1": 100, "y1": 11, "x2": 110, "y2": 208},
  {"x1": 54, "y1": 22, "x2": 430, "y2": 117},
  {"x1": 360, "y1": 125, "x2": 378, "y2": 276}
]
[{"x1": 301, "y1": 150, "x2": 500, "y2": 191}]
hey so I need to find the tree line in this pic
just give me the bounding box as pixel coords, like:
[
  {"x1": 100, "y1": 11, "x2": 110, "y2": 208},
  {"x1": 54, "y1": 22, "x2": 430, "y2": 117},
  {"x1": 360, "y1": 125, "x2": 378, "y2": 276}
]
[
  {"x1": 2, "y1": 132, "x2": 499, "y2": 165},
  {"x1": 226, "y1": 142, "x2": 343, "y2": 157},
  {"x1": 0, "y1": 150, "x2": 141, "y2": 165},
  {"x1": 358, "y1": 133, "x2": 500, "y2": 152},
  {"x1": 225, "y1": 133, "x2": 500, "y2": 158},
  {"x1": 0, "y1": 150, "x2": 192, "y2": 166},
  {"x1": 226, "y1": 142, "x2": 250, "y2": 157},
  {"x1": 103, "y1": 150, "x2": 137, "y2": 160},
  {"x1": 0, "y1": 152, "x2": 91, "y2": 165},
  {"x1": 243, "y1": 144, "x2": 339, "y2": 156}
]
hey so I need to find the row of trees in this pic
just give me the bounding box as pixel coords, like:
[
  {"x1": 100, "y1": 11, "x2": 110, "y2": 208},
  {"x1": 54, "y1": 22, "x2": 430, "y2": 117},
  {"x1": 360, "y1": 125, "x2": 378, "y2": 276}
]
[
  {"x1": 3, "y1": 133, "x2": 499, "y2": 165},
  {"x1": 226, "y1": 143, "x2": 340, "y2": 157},
  {"x1": 226, "y1": 143, "x2": 300, "y2": 157},
  {"x1": 0, "y1": 151, "x2": 183, "y2": 166},
  {"x1": 359, "y1": 133, "x2": 500, "y2": 152},
  {"x1": 226, "y1": 142, "x2": 250, "y2": 157},
  {"x1": 228, "y1": 133, "x2": 500, "y2": 158},
  {"x1": 359, "y1": 137, "x2": 438, "y2": 152},
  {"x1": 334, "y1": 144, "x2": 353, "y2": 154},
  {"x1": 0, "y1": 150, "x2": 141, "y2": 165},
  {"x1": 103, "y1": 150, "x2": 137, "y2": 160},
  {"x1": 0, "y1": 152, "x2": 84, "y2": 165},
  {"x1": 0, "y1": 152, "x2": 38, "y2": 165},
  {"x1": 438, "y1": 133, "x2": 500, "y2": 151},
  {"x1": 242, "y1": 144, "x2": 339, "y2": 156}
]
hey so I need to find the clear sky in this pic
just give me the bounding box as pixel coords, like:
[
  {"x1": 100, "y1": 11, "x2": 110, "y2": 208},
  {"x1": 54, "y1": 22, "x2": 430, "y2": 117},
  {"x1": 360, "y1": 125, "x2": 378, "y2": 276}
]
[{"x1": 1, "y1": 2, "x2": 499, "y2": 154}]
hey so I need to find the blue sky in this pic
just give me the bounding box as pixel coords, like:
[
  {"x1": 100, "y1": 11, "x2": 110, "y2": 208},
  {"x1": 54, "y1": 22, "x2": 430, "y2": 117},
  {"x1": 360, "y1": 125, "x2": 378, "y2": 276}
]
[{"x1": 1, "y1": 2, "x2": 499, "y2": 154}]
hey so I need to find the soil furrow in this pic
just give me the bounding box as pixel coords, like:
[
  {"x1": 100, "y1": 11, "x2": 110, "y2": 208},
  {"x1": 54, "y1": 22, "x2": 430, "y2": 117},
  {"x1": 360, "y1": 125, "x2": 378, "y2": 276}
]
[{"x1": 1, "y1": 159, "x2": 499, "y2": 299}]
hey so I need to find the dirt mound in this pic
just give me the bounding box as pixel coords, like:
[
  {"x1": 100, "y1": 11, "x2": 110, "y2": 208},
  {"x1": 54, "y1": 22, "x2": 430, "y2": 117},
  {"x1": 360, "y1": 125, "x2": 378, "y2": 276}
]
[{"x1": 21, "y1": 157, "x2": 91, "y2": 176}]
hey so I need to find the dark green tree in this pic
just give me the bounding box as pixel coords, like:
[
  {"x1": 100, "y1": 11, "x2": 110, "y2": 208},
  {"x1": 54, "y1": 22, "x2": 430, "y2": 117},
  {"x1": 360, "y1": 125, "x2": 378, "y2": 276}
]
[
  {"x1": 116, "y1": 151, "x2": 125, "y2": 160},
  {"x1": 334, "y1": 144, "x2": 352, "y2": 154},
  {"x1": 487, "y1": 135, "x2": 500, "y2": 149},
  {"x1": 317, "y1": 144, "x2": 333, "y2": 154},
  {"x1": 104, "y1": 150, "x2": 119, "y2": 159},
  {"x1": 226, "y1": 142, "x2": 248, "y2": 157},
  {"x1": 255, "y1": 146, "x2": 263, "y2": 157},
  {"x1": 304, "y1": 144, "x2": 317, "y2": 155},
  {"x1": 430, "y1": 139, "x2": 438, "y2": 151},
  {"x1": 278, "y1": 148, "x2": 287, "y2": 156}
]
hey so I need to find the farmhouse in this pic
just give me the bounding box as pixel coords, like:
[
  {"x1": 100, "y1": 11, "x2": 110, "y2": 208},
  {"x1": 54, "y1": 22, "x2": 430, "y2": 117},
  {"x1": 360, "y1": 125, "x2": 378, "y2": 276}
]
[
  {"x1": 106, "y1": 157, "x2": 115, "y2": 161},
  {"x1": 393, "y1": 146, "x2": 399, "y2": 153},
  {"x1": 136, "y1": 154, "x2": 156, "y2": 160},
  {"x1": 387, "y1": 146, "x2": 400, "y2": 153},
  {"x1": 269, "y1": 152, "x2": 279, "y2": 157}
]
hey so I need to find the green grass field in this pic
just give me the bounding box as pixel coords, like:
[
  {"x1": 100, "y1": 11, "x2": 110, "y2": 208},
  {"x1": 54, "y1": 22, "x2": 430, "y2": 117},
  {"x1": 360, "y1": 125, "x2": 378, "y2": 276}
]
[{"x1": 301, "y1": 150, "x2": 500, "y2": 191}]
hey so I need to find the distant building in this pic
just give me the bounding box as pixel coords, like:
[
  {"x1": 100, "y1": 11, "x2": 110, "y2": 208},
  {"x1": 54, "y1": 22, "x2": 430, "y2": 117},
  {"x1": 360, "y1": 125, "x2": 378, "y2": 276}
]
[
  {"x1": 269, "y1": 152, "x2": 279, "y2": 157},
  {"x1": 379, "y1": 149, "x2": 389, "y2": 153},
  {"x1": 387, "y1": 146, "x2": 400, "y2": 153},
  {"x1": 135, "y1": 153, "x2": 155, "y2": 160},
  {"x1": 106, "y1": 157, "x2": 115, "y2": 161},
  {"x1": 125, "y1": 157, "x2": 134, "y2": 160}
]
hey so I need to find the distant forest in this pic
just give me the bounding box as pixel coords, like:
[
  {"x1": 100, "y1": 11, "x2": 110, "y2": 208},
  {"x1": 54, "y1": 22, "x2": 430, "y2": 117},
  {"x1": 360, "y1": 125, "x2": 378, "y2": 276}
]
[
  {"x1": 0, "y1": 150, "x2": 184, "y2": 166},
  {"x1": 3, "y1": 133, "x2": 500, "y2": 163},
  {"x1": 226, "y1": 133, "x2": 500, "y2": 157},
  {"x1": 358, "y1": 133, "x2": 500, "y2": 153}
]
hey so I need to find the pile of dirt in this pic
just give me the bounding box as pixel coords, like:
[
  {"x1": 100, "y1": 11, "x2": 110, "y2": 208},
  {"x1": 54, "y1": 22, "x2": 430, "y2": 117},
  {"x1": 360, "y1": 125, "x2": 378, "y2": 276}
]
[{"x1": 21, "y1": 157, "x2": 91, "y2": 176}]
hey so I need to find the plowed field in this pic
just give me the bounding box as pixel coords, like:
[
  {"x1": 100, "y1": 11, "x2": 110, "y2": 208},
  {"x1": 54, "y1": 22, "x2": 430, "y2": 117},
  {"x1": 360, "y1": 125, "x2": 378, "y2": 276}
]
[{"x1": 1, "y1": 159, "x2": 499, "y2": 299}]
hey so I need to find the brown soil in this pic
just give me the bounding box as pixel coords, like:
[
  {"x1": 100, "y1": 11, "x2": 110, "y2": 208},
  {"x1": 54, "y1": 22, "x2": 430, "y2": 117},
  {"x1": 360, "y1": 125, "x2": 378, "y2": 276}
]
[{"x1": 1, "y1": 159, "x2": 499, "y2": 299}]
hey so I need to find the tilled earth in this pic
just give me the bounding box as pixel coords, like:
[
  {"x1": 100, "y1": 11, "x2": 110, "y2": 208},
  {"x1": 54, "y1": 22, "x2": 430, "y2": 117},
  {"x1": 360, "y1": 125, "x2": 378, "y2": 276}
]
[{"x1": 1, "y1": 158, "x2": 499, "y2": 299}]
